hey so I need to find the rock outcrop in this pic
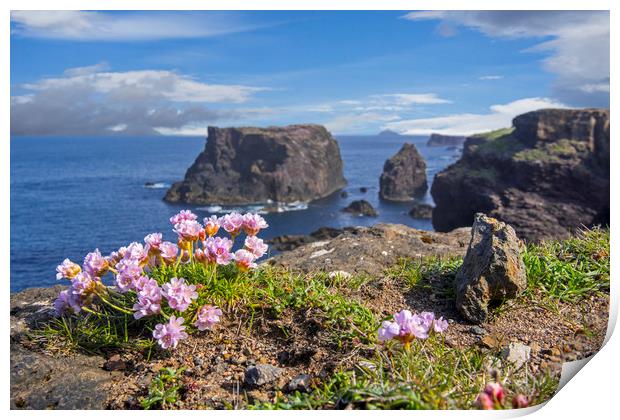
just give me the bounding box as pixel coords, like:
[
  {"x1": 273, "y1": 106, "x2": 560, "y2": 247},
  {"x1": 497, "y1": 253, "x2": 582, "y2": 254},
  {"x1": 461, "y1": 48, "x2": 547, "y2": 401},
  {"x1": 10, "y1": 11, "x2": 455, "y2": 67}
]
[
  {"x1": 455, "y1": 214, "x2": 527, "y2": 324},
  {"x1": 409, "y1": 203, "x2": 434, "y2": 219},
  {"x1": 165, "y1": 125, "x2": 347, "y2": 205},
  {"x1": 342, "y1": 200, "x2": 378, "y2": 217},
  {"x1": 267, "y1": 223, "x2": 471, "y2": 276},
  {"x1": 11, "y1": 286, "x2": 119, "y2": 409},
  {"x1": 431, "y1": 108, "x2": 610, "y2": 242},
  {"x1": 427, "y1": 133, "x2": 466, "y2": 147},
  {"x1": 379, "y1": 143, "x2": 428, "y2": 201}
]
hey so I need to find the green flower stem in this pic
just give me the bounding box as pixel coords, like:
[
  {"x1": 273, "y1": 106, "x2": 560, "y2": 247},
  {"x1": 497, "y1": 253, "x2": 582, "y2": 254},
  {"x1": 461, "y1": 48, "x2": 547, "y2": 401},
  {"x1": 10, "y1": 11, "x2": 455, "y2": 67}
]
[{"x1": 97, "y1": 293, "x2": 134, "y2": 315}]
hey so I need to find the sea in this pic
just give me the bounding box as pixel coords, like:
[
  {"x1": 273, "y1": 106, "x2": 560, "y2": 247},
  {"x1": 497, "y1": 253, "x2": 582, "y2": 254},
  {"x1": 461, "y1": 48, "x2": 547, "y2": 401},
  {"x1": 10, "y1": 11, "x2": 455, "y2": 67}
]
[{"x1": 10, "y1": 134, "x2": 462, "y2": 292}]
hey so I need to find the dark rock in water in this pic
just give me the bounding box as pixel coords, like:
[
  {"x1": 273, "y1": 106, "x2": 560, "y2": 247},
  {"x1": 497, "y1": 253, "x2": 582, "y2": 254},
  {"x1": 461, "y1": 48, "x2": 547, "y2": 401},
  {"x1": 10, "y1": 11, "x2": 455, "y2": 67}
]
[
  {"x1": 165, "y1": 125, "x2": 347, "y2": 205},
  {"x1": 409, "y1": 203, "x2": 434, "y2": 219},
  {"x1": 340, "y1": 190, "x2": 349, "y2": 198},
  {"x1": 11, "y1": 287, "x2": 119, "y2": 409},
  {"x1": 427, "y1": 133, "x2": 466, "y2": 147},
  {"x1": 379, "y1": 143, "x2": 428, "y2": 201},
  {"x1": 455, "y1": 214, "x2": 527, "y2": 324},
  {"x1": 267, "y1": 223, "x2": 471, "y2": 277},
  {"x1": 431, "y1": 108, "x2": 610, "y2": 242},
  {"x1": 244, "y1": 364, "x2": 284, "y2": 387},
  {"x1": 359, "y1": 187, "x2": 368, "y2": 193},
  {"x1": 342, "y1": 200, "x2": 378, "y2": 217}
]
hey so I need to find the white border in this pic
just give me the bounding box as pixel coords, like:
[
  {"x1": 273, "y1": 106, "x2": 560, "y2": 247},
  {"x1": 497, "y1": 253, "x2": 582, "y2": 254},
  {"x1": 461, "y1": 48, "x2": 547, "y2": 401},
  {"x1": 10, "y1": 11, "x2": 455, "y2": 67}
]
[{"x1": 3, "y1": 1, "x2": 616, "y2": 419}]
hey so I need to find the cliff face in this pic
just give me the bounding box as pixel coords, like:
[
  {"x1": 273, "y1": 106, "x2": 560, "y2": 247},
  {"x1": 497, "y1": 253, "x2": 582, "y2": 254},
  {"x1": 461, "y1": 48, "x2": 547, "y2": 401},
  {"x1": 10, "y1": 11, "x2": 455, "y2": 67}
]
[
  {"x1": 427, "y1": 133, "x2": 466, "y2": 147},
  {"x1": 431, "y1": 108, "x2": 610, "y2": 242},
  {"x1": 165, "y1": 125, "x2": 347, "y2": 205},
  {"x1": 379, "y1": 143, "x2": 428, "y2": 201}
]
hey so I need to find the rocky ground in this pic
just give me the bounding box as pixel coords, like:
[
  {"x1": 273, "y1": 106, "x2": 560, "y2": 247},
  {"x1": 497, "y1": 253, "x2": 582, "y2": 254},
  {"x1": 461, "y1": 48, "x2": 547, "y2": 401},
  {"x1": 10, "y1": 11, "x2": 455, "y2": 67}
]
[{"x1": 10, "y1": 223, "x2": 609, "y2": 410}]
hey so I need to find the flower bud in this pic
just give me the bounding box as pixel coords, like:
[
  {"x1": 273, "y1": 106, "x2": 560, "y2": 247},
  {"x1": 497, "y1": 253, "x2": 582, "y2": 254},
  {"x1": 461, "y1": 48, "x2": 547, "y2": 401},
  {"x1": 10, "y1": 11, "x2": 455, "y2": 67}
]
[
  {"x1": 512, "y1": 394, "x2": 529, "y2": 409},
  {"x1": 475, "y1": 392, "x2": 494, "y2": 410},
  {"x1": 484, "y1": 382, "x2": 505, "y2": 405}
]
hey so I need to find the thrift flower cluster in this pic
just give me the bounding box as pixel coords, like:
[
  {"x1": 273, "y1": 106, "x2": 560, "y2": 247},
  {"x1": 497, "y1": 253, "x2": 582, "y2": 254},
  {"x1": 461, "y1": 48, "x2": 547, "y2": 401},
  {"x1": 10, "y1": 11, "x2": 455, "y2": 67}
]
[
  {"x1": 377, "y1": 309, "x2": 448, "y2": 347},
  {"x1": 53, "y1": 210, "x2": 268, "y2": 350},
  {"x1": 474, "y1": 382, "x2": 530, "y2": 410}
]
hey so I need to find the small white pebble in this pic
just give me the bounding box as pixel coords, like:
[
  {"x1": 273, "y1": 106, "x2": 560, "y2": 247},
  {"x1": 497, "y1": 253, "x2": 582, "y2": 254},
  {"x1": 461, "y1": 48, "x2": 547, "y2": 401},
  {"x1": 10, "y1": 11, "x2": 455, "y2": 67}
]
[
  {"x1": 309, "y1": 248, "x2": 335, "y2": 259},
  {"x1": 328, "y1": 270, "x2": 352, "y2": 279}
]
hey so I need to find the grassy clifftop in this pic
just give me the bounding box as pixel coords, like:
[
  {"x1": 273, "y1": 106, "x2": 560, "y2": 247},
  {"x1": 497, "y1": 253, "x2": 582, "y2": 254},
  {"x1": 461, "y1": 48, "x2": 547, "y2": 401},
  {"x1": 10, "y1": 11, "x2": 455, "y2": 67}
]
[{"x1": 16, "y1": 228, "x2": 609, "y2": 410}]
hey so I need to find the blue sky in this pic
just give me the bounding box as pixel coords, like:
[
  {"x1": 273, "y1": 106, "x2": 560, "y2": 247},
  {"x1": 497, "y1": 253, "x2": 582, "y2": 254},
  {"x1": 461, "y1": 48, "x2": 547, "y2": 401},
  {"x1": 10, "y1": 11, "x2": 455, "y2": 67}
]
[{"x1": 10, "y1": 10, "x2": 609, "y2": 136}]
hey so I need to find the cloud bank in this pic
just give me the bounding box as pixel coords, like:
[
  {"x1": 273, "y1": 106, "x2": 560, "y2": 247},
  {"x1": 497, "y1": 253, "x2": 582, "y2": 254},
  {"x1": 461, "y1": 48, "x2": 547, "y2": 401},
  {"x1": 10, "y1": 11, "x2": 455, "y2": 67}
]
[
  {"x1": 404, "y1": 11, "x2": 609, "y2": 107},
  {"x1": 10, "y1": 10, "x2": 261, "y2": 41},
  {"x1": 11, "y1": 65, "x2": 268, "y2": 136},
  {"x1": 384, "y1": 97, "x2": 566, "y2": 136}
]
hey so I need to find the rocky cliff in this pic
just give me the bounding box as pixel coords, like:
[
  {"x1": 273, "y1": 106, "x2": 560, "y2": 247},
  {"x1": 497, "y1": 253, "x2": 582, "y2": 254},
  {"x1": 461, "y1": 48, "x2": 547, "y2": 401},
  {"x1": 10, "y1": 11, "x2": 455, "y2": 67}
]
[
  {"x1": 165, "y1": 125, "x2": 347, "y2": 205},
  {"x1": 427, "y1": 133, "x2": 466, "y2": 147},
  {"x1": 431, "y1": 108, "x2": 610, "y2": 242},
  {"x1": 379, "y1": 143, "x2": 428, "y2": 201}
]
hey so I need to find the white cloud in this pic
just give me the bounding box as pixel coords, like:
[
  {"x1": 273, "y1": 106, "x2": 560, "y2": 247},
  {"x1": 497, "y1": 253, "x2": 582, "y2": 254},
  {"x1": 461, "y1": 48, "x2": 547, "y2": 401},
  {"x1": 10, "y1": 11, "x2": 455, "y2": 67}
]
[
  {"x1": 10, "y1": 10, "x2": 261, "y2": 41},
  {"x1": 11, "y1": 65, "x2": 268, "y2": 135},
  {"x1": 478, "y1": 75, "x2": 503, "y2": 80},
  {"x1": 370, "y1": 93, "x2": 451, "y2": 105},
  {"x1": 403, "y1": 11, "x2": 609, "y2": 107},
  {"x1": 384, "y1": 97, "x2": 566, "y2": 136},
  {"x1": 324, "y1": 112, "x2": 401, "y2": 134}
]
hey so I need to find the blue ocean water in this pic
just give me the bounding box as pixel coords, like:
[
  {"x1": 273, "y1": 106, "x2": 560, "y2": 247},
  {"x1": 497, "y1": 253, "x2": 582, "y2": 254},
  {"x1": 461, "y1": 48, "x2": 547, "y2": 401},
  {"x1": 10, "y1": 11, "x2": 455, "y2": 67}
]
[{"x1": 10, "y1": 134, "x2": 461, "y2": 292}]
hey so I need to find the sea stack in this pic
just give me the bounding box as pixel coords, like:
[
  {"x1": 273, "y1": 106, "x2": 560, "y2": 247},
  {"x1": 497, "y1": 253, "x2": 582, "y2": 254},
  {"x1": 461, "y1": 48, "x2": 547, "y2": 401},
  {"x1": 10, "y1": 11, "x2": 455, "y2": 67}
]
[
  {"x1": 165, "y1": 125, "x2": 347, "y2": 205},
  {"x1": 379, "y1": 143, "x2": 428, "y2": 201},
  {"x1": 431, "y1": 108, "x2": 610, "y2": 242}
]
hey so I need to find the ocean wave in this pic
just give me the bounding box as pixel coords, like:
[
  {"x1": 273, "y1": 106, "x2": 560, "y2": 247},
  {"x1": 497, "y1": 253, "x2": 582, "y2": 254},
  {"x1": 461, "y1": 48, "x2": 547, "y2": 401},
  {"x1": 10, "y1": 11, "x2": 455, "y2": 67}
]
[
  {"x1": 196, "y1": 201, "x2": 308, "y2": 215},
  {"x1": 143, "y1": 182, "x2": 170, "y2": 189}
]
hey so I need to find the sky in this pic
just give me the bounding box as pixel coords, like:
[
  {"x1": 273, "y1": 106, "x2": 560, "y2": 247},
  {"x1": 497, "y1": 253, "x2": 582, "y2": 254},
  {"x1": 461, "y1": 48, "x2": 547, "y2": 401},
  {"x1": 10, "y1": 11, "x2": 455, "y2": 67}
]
[{"x1": 10, "y1": 10, "x2": 610, "y2": 136}]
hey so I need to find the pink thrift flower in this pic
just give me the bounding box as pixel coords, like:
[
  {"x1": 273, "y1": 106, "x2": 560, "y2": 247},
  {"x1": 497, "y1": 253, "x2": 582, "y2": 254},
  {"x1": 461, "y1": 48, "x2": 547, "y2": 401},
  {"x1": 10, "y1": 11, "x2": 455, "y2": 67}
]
[
  {"x1": 173, "y1": 219, "x2": 203, "y2": 242},
  {"x1": 205, "y1": 237, "x2": 233, "y2": 265},
  {"x1": 70, "y1": 271, "x2": 97, "y2": 297},
  {"x1": 56, "y1": 259, "x2": 81, "y2": 280},
  {"x1": 377, "y1": 320, "x2": 400, "y2": 342},
  {"x1": 475, "y1": 392, "x2": 494, "y2": 410},
  {"x1": 153, "y1": 315, "x2": 188, "y2": 349},
  {"x1": 124, "y1": 242, "x2": 148, "y2": 263},
  {"x1": 194, "y1": 305, "x2": 223, "y2": 331},
  {"x1": 133, "y1": 278, "x2": 162, "y2": 319},
  {"x1": 242, "y1": 213, "x2": 269, "y2": 236},
  {"x1": 244, "y1": 235, "x2": 268, "y2": 258},
  {"x1": 54, "y1": 289, "x2": 82, "y2": 314},
  {"x1": 220, "y1": 212, "x2": 244, "y2": 236},
  {"x1": 170, "y1": 210, "x2": 198, "y2": 225},
  {"x1": 194, "y1": 248, "x2": 207, "y2": 264},
  {"x1": 162, "y1": 277, "x2": 198, "y2": 312},
  {"x1": 484, "y1": 383, "x2": 505, "y2": 405},
  {"x1": 83, "y1": 249, "x2": 109, "y2": 277},
  {"x1": 234, "y1": 249, "x2": 257, "y2": 271},
  {"x1": 433, "y1": 316, "x2": 449, "y2": 333},
  {"x1": 115, "y1": 259, "x2": 143, "y2": 293},
  {"x1": 144, "y1": 233, "x2": 163, "y2": 253},
  {"x1": 160, "y1": 241, "x2": 179, "y2": 264},
  {"x1": 512, "y1": 394, "x2": 529, "y2": 409},
  {"x1": 204, "y1": 215, "x2": 220, "y2": 237},
  {"x1": 106, "y1": 246, "x2": 127, "y2": 266}
]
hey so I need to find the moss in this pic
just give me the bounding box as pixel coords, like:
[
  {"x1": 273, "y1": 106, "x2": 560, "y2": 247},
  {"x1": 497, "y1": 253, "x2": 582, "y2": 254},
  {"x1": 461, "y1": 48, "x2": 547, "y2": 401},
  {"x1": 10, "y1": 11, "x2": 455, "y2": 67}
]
[
  {"x1": 514, "y1": 139, "x2": 585, "y2": 162},
  {"x1": 471, "y1": 127, "x2": 515, "y2": 142}
]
